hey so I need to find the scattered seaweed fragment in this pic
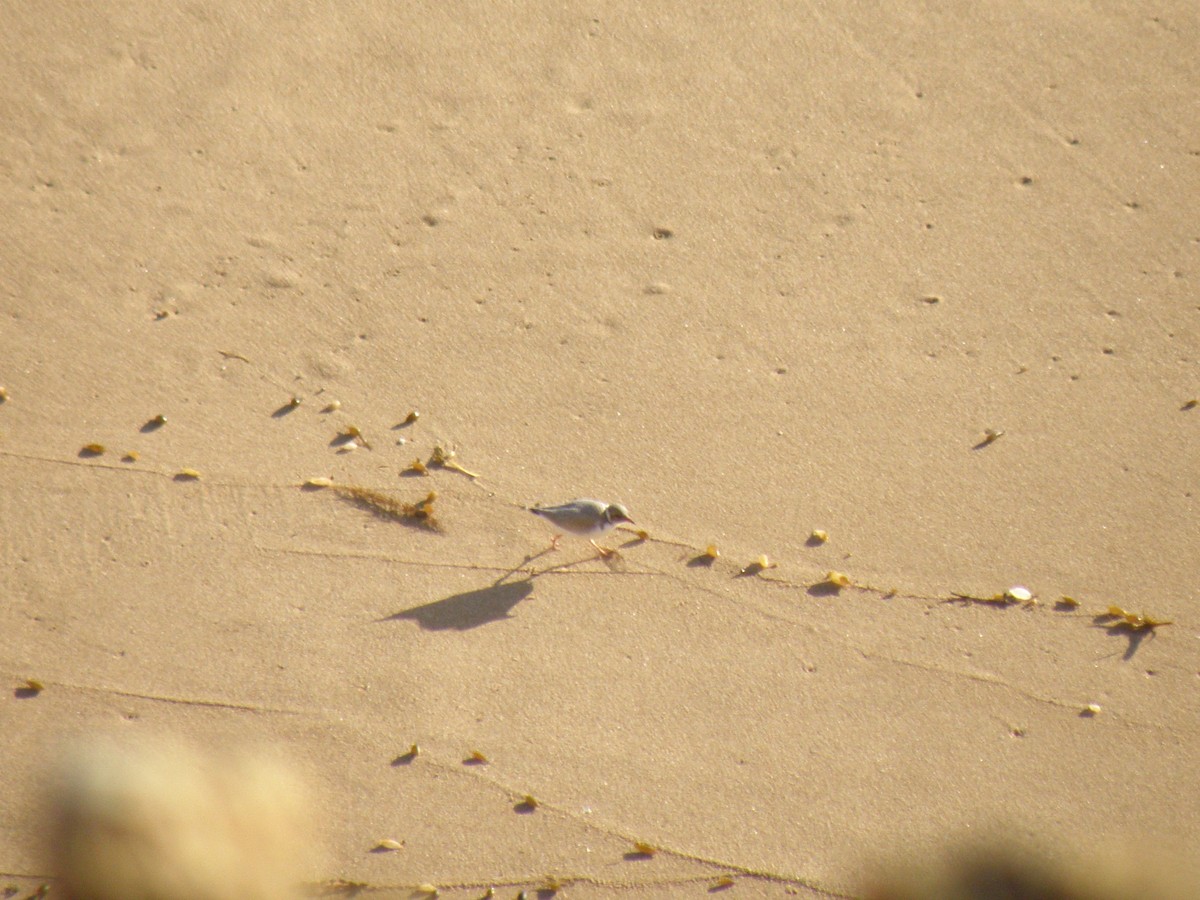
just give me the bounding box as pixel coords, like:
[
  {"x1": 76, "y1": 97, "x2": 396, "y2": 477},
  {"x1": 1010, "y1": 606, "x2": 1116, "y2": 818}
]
[
  {"x1": 80, "y1": 443, "x2": 105, "y2": 457},
  {"x1": 464, "y1": 750, "x2": 489, "y2": 765},
  {"x1": 391, "y1": 744, "x2": 419, "y2": 766},
  {"x1": 16, "y1": 678, "x2": 45, "y2": 698},
  {"x1": 341, "y1": 425, "x2": 370, "y2": 449},
  {"x1": 429, "y1": 445, "x2": 479, "y2": 478},
  {"x1": 406, "y1": 458, "x2": 428, "y2": 475},
  {"x1": 951, "y1": 586, "x2": 1035, "y2": 606},
  {"x1": 972, "y1": 428, "x2": 1005, "y2": 449},
  {"x1": 740, "y1": 554, "x2": 776, "y2": 575},
  {"x1": 174, "y1": 468, "x2": 201, "y2": 481},
  {"x1": 825, "y1": 570, "x2": 852, "y2": 588},
  {"x1": 372, "y1": 839, "x2": 403, "y2": 852},
  {"x1": 334, "y1": 485, "x2": 441, "y2": 530},
  {"x1": 1097, "y1": 605, "x2": 1171, "y2": 631}
]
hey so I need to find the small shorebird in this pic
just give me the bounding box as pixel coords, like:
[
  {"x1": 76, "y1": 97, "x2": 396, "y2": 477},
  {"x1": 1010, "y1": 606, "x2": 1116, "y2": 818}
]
[{"x1": 529, "y1": 499, "x2": 634, "y2": 557}]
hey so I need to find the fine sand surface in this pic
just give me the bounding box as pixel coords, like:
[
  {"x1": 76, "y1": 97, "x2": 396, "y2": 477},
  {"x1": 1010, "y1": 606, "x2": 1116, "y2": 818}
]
[{"x1": 2, "y1": 3, "x2": 1197, "y2": 897}]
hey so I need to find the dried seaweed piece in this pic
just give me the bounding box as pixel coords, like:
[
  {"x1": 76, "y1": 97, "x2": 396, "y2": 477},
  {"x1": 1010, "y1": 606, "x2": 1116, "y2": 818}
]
[
  {"x1": 340, "y1": 425, "x2": 371, "y2": 449},
  {"x1": 808, "y1": 529, "x2": 828, "y2": 545},
  {"x1": 429, "y1": 445, "x2": 479, "y2": 478},
  {"x1": 373, "y1": 839, "x2": 403, "y2": 852},
  {"x1": 81, "y1": 443, "x2": 105, "y2": 456},
  {"x1": 740, "y1": 554, "x2": 776, "y2": 575},
  {"x1": 406, "y1": 458, "x2": 428, "y2": 475},
  {"x1": 121, "y1": 450, "x2": 140, "y2": 462},
  {"x1": 175, "y1": 468, "x2": 201, "y2": 480},
  {"x1": 415, "y1": 883, "x2": 438, "y2": 897},
  {"x1": 333, "y1": 486, "x2": 441, "y2": 531},
  {"x1": 321, "y1": 399, "x2": 341, "y2": 413},
  {"x1": 0, "y1": 386, "x2": 7, "y2": 402},
  {"x1": 631, "y1": 841, "x2": 657, "y2": 857},
  {"x1": 711, "y1": 875, "x2": 736, "y2": 890},
  {"x1": 1096, "y1": 605, "x2": 1172, "y2": 631},
  {"x1": 1123, "y1": 612, "x2": 1172, "y2": 630},
  {"x1": 1057, "y1": 596, "x2": 1080, "y2": 609},
  {"x1": 825, "y1": 570, "x2": 852, "y2": 588},
  {"x1": 703, "y1": 544, "x2": 720, "y2": 560},
  {"x1": 391, "y1": 745, "x2": 419, "y2": 766},
  {"x1": 304, "y1": 476, "x2": 334, "y2": 489},
  {"x1": 464, "y1": 750, "x2": 489, "y2": 765}
]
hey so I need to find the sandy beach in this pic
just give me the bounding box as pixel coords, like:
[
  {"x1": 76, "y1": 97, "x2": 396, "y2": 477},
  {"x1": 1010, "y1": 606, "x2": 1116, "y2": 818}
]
[{"x1": 2, "y1": 3, "x2": 1197, "y2": 897}]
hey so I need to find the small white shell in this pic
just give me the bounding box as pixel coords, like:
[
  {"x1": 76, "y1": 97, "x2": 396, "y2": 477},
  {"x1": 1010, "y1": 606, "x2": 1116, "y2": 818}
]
[{"x1": 1005, "y1": 586, "x2": 1033, "y2": 602}]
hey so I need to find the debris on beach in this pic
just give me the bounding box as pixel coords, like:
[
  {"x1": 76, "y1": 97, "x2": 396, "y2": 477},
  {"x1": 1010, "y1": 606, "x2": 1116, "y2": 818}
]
[
  {"x1": 339, "y1": 425, "x2": 370, "y2": 449},
  {"x1": 740, "y1": 554, "x2": 776, "y2": 575},
  {"x1": 825, "y1": 570, "x2": 852, "y2": 588},
  {"x1": 1098, "y1": 605, "x2": 1171, "y2": 631},
  {"x1": 429, "y1": 445, "x2": 479, "y2": 478}
]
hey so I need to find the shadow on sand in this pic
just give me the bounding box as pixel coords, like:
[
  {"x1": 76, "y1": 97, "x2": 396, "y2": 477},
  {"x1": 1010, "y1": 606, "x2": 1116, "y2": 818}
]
[{"x1": 383, "y1": 578, "x2": 534, "y2": 631}]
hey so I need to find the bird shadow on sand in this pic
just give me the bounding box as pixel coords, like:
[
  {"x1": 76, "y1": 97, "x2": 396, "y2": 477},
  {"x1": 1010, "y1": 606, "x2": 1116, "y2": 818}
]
[
  {"x1": 1093, "y1": 617, "x2": 1156, "y2": 661},
  {"x1": 381, "y1": 546, "x2": 623, "y2": 631},
  {"x1": 383, "y1": 578, "x2": 535, "y2": 631}
]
